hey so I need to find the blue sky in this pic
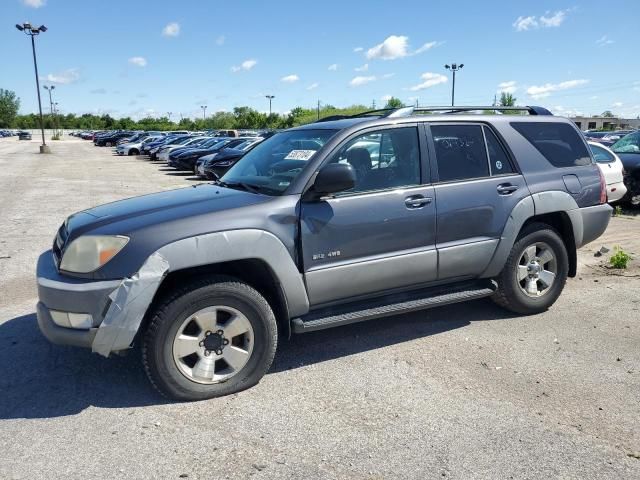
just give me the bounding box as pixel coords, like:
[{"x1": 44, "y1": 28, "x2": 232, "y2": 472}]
[{"x1": 4, "y1": 0, "x2": 640, "y2": 120}]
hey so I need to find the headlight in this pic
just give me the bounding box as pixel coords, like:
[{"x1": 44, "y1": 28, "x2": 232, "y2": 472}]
[
  {"x1": 214, "y1": 160, "x2": 234, "y2": 167},
  {"x1": 60, "y1": 235, "x2": 129, "y2": 273}
]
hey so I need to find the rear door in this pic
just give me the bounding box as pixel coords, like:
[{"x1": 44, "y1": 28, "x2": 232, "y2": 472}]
[{"x1": 426, "y1": 122, "x2": 531, "y2": 280}]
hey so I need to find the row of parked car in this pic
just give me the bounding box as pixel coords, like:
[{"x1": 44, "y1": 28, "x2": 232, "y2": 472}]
[
  {"x1": 89, "y1": 129, "x2": 274, "y2": 180},
  {"x1": 0, "y1": 129, "x2": 32, "y2": 140},
  {"x1": 583, "y1": 130, "x2": 640, "y2": 205}
]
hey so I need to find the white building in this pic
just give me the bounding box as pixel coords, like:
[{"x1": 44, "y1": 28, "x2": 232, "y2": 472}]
[{"x1": 570, "y1": 116, "x2": 640, "y2": 131}]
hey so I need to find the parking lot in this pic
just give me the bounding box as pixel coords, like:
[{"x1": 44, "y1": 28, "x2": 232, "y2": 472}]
[{"x1": 0, "y1": 136, "x2": 639, "y2": 479}]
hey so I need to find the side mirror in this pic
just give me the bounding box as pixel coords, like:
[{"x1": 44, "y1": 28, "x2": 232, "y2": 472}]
[{"x1": 311, "y1": 163, "x2": 356, "y2": 196}]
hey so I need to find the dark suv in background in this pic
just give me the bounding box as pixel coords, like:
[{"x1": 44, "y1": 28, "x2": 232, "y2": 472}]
[{"x1": 36, "y1": 106, "x2": 611, "y2": 400}]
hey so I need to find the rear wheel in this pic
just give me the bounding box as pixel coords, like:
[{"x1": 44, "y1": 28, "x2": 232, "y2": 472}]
[
  {"x1": 142, "y1": 276, "x2": 277, "y2": 401},
  {"x1": 105, "y1": 141, "x2": 112, "y2": 147},
  {"x1": 129, "y1": 148, "x2": 139, "y2": 156},
  {"x1": 493, "y1": 223, "x2": 568, "y2": 314}
]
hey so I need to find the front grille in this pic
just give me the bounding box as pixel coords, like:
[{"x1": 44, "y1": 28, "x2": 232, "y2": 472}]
[{"x1": 52, "y1": 222, "x2": 68, "y2": 268}]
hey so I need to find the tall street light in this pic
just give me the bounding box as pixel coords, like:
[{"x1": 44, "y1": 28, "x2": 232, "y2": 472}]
[
  {"x1": 265, "y1": 95, "x2": 275, "y2": 116},
  {"x1": 16, "y1": 22, "x2": 50, "y2": 153},
  {"x1": 43, "y1": 85, "x2": 55, "y2": 136},
  {"x1": 167, "y1": 112, "x2": 173, "y2": 121},
  {"x1": 444, "y1": 63, "x2": 464, "y2": 107},
  {"x1": 200, "y1": 105, "x2": 207, "y2": 120}
]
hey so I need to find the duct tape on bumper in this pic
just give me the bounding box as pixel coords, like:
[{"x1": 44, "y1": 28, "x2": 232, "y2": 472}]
[{"x1": 92, "y1": 252, "x2": 169, "y2": 357}]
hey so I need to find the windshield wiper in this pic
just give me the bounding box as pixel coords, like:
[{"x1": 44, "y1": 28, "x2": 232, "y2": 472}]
[{"x1": 215, "y1": 180, "x2": 262, "y2": 194}]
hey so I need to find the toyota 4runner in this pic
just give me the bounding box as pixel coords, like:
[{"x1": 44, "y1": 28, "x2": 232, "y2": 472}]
[{"x1": 36, "y1": 106, "x2": 612, "y2": 400}]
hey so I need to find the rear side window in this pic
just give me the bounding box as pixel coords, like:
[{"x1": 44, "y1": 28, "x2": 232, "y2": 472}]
[
  {"x1": 432, "y1": 125, "x2": 489, "y2": 182},
  {"x1": 483, "y1": 126, "x2": 515, "y2": 174},
  {"x1": 511, "y1": 122, "x2": 591, "y2": 167},
  {"x1": 589, "y1": 143, "x2": 615, "y2": 163}
]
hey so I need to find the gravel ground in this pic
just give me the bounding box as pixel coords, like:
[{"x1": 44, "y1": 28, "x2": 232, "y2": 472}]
[{"x1": 0, "y1": 136, "x2": 639, "y2": 480}]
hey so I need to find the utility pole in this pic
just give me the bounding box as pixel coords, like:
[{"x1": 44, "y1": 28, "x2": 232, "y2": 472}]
[
  {"x1": 265, "y1": 95, "x2": 275, "y2": 116},
  {"x1": 317, "y1": 100, "x2": 321, "y2": 120},
  {"x1": 16, "y1": 22, "x2": 50, "y2": 153},
  {"x1": 200, "y1": 105, "x2": 207, "y2": 120},
  {"x1": 444, "y1": 63, "x2": 464, "y2": 106},
  {"x1": 372, "y1": 100, "x2": 376, "y2": 109},
  {"x1": 167, "y1": 112, "x2": 172, "y2": 122}
]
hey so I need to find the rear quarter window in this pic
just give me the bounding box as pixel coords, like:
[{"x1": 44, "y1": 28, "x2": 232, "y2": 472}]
[{"x1": 511, "y1": 122, "x2": 592, "y2": 168}]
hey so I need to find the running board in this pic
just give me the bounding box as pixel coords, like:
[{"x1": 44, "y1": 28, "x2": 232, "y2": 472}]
[{"x1": 292, "y1": 280, "x2": 497, "y2": 333}]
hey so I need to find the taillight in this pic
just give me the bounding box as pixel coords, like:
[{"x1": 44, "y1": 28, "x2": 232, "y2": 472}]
[{"x1": 598, "y1": 167, "x2": 607, "y2": 204}]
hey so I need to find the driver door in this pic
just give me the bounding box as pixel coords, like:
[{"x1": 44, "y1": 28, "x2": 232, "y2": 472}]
[{"x1": 300, "y1": 125, "x2": 437, "y2": 307}]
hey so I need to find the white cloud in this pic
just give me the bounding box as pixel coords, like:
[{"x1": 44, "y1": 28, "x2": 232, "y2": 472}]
[
  {"x1": 215, "y1": 35, "x2": 225, "y2": 46},
  {"x1": 22, "y1": 0, "x2": 45, "y2": 7},
  {"x1": 350, "y1": 75, "x2": 376, "y2": 87},
  {"x1": 514, "y1": 10, "x2": 569, "y2": 31},
  {"x1": 353, "y1": 47, "x2": 364, "y2": 53},
  {"x1": 613, "y1": 102, "x2": 623, "y2": 108},
  {"x1": 366, "y1": 35, "x2": 409, "y2": 60},
  {"x1": 381, "y1": 95, "x2": 393, "y2": 102},
  {"x1": 162, "y1": 22, "x2": 180, "y2": 37},
  {"x1": 90, "y1": 88, "x2": 107, "y2": 94},
  {"x1": 550, "y1": 105, "x2": 583, "y2": 117},
  {"x1": 596, "y1": 35, "x2": 614, "y2": 46},
  {"x1": 539, "y1": 10, "x2": 566, "y2": 28},
  {"x1": 328, "y1": 64, "x2": 338, "y2": 71},
  {"x1": 414, "y1": 41, "x2": 441, "y2": 54},
  {"x1": 306, "y1": 82, "x2": 319, "y2": 91},
  {"x1": 409, "y1": 72, "x2": 448, "y2": 91},
  {"x1": 366, "y1": 35, "x2": 442, "y2": 60},
  {"x1": 589, "y1": 96, "x2": 599, "y2": 100},
  {"x1": 513, "y1": 16, "x2": 538, "y2": 31},
  {"x1": 281, "y1": 74, "x2": 300, "y2": 83},
  {"x1": 498, "y1": 81, "x2": 518, "y2": 94},
  {"x1": 526, "y1": 79, "x2": 589, "y2": 99},
  {"x1": 354, "y1": 63, "x2": 369, "y2": 72},
  {"x1": 128, "y1": 56, "x2": 147, "y2": 67},
  {"x1": 382, "y1": 73, "x2": 396, "y2": 79},
  {"x1": 231, "y1": 59, "x2": 257, "y2": 72},
  {"x1": 42, "y1": 68, "x2": 80, "y2": 84}
]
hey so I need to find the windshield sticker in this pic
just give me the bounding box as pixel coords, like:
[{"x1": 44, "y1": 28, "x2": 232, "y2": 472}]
[{"x1": 284, "y1": 149, "x2": 316, "y2": 161}]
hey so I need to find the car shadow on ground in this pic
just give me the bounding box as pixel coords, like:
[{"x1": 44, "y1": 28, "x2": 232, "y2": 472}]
[{"x1": 0, "y1": 299, "x2": 514, "y2": 419}]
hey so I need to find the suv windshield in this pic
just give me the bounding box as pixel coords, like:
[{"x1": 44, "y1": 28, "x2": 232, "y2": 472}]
[
  {"x1": 611, "y1": 131, "x2": 640, "y2": 154},
  {"x1": 221, "y1": 129, "x2": 338, "y2": 195}
]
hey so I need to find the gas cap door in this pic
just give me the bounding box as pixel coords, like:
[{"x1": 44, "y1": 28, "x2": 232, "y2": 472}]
[{"x1": 562, "y1": 174, "x2": 582, "y2": 194}]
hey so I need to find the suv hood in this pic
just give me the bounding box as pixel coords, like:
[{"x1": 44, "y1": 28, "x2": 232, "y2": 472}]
[{"x1": 65, "y1": 184, "x2": 270, "y2": 240}]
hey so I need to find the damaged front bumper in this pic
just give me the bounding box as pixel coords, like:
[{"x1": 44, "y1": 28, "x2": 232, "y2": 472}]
[{"x1": 36, "y1": 250, "x2": 169, "y2": 357}]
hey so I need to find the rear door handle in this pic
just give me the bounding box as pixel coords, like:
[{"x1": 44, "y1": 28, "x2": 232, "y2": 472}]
[
  {"x1": 405, "y1": 195, "x2": 432, "y2": 209},
  {"x1": 496, "y1": 183, "x2": 518, "y2": 195}
]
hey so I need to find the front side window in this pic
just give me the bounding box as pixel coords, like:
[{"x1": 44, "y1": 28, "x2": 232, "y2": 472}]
[
  {"x1": 590, "y1": 143, "x2": 615, "y2": 163},
  {"x1": 511, "y1": 122, "x2": 591, "y2": 167},
  {"x1": 432, "y1": 124, "x2": 489, "y2": 182},
  {"x1": 327, "y1": 127, "x2": 421, "y2": 194},
  {"x1": 222, "y1": 129, "x2": 338, "y2": 195}
]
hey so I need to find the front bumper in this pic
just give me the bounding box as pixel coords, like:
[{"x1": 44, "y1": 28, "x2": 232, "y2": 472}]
[{"x1": 36, "y1": 250, "x2": 121, "y2": 349}]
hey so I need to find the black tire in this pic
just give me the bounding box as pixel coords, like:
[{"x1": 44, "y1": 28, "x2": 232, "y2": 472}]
[
  {"x1": 142, "y1": 276, "x2": 277, "y2": 401},
  {"x1": 129, "y1": 148, "x2": 139, "y2": 156},
  {"x1": 492, "y1": 222, "x2": 569, "y2": 314},
  {"x1": 105, "y1": 141, "x2": 112, "y2": 147}
]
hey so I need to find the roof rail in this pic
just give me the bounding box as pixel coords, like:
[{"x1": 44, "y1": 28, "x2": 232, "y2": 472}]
[
  {"x1": 314, "y1": 105, "x2": 552, "y2": 123},
  {"x1": 408, "y1": 105, "x2": 553, "y2": 116}
]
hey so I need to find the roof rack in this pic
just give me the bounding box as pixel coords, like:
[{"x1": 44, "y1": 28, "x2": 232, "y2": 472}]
[{"x1": 315, "y1": 105, "x2": 552, "y2": 122}]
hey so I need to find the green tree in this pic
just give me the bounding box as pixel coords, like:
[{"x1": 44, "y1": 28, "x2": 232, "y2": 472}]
[
  {"x1": 384, "y1": 97, "x2": 404, "y2": 109},
  {"x1": 499, "y1": 92, "x2": 516, "y2": 107},
  {"x1": 601, "y1": 110, "x2": 615, "y2": 118},
  {"x1": 0, "y1": 89, "x2": 21, "y2": 128}
]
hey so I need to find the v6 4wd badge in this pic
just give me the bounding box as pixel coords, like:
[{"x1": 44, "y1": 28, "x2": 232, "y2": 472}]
[{"x1": 313, "y1": 250, "x2": 341, "y2": 261}]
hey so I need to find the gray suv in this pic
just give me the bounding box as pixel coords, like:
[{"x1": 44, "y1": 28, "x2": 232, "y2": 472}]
[{"x1": 36, "y1": 106, "x2": 612, "y2": 400}]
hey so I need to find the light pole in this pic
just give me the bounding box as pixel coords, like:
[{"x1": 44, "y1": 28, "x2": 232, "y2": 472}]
[
  {"x1": 16, "y1": 22, "x2": 49, "y2": 153},
  {"x1": 43, "y1": 85, "x2": 55, "y2": 136},
  {"x1": 167, "y1": 112, "x2": 173, "y2": 122},
  {"x1": 200, "y1": 105, "x2": 207, "y2": 120},
  {"x1": 444, "y1": 63, "x2": 464, "y2": 106},
  {"x1": 265, "y1": 95, "x2": 275, "y2": 116}
]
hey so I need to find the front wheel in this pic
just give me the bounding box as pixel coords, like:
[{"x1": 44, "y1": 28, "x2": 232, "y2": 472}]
[
  {"x1": 129, "y1": 148, "x2": 139, "y2": 156},
  {"x1": 105, "y1": 141, "x2": 112, "y2": 147},
  {"x1": 142, "y1": 276, "x2": 278, "y2": 401},
  {"x1": 492, "y1": 223, "x2": 569, "y2": 315}
]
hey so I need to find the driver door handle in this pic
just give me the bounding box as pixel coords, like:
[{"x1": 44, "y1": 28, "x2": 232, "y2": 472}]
[{"x1": 405, "y1": 195, "x2": 432, "y2": 209}]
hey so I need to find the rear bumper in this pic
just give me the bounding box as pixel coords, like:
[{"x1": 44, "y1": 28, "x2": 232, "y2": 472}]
[
  {"x1": 576, "y1": 203, "x2": 612, "y2": 248},
  {"x1": 607, "y1": 181, "x2": 627, "y2": 203}
]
